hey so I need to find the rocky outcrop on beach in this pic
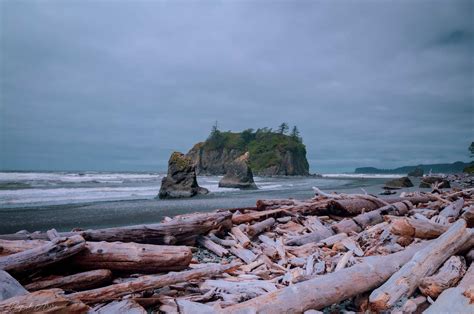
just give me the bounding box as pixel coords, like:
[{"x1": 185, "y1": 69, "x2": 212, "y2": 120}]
[
  {"x1": 384, "y1": 177, "x2": 414, "y2": 189},
  {"x1": 218, "y1": 152, "x2": 257, "y2": 189},
  {"x1": 158, "y1": 152, "x2": 209, "y2": 199},
  {"x1": 408, "y1": 167, "x2": 424, "y2": 177},
  {"x1": 419, "y1": 176, "x2": 451, "y2": 189},
  {"x1": 187, "y1": 130, "x2": 309, "y2": 176}
]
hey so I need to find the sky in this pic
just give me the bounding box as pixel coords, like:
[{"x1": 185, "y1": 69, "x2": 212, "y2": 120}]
[{"x1": 0, "y1": 0, "x2": 473, "y2": 173}]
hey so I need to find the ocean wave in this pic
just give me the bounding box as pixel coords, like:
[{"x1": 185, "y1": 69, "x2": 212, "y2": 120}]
[{"x1": 322, "y1": 173, "x2": 404, "y2": 179}]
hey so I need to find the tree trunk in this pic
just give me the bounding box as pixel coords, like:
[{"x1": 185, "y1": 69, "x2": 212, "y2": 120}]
[
  {"x1": 0, "y1": 288, "x2": 89, "y2": 313},
  {"x1": 25, "y1": 269, "x2": 113, "y2": 292},
  {"x1": 285, "y1": 226, "x2": 334, "y2": 246},
  {"x1": 197, "y1": 236, "x2": 229, "y2": 257},
  {"x1": 369, "y1": 219, "x2": 471, "y2": 311},
  {"x1": 419, "y1": 256, "x2": 466, "y2": 298},
  {"x1": 70, "y1": 262, "x2": 239, "y2": 304},
  {"x1": 232, "y1": 208, "x2": 285, "y2": 224},
  {"x1": 390, "y1": 218, "x2": 449, "y2": 239},
  {"x1": 247, "y1": 218, "x2": 275, "y2": 237},
  {"x1": 0, "y1": 235, "x2": 86, "y2": 273},
  {"x1": 74, "y1": 242, "x2": 192, "y2": 273}
]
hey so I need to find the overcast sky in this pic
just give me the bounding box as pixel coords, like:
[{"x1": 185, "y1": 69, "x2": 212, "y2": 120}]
[{"x1": 1, "y1": 0, "x2": 472, "y2": 173}]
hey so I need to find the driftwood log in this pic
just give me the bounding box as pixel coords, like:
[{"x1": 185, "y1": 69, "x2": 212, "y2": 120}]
[
  {"x1": 0, "y1": 270, "x2": 28, "y2": 301},
  {"x1": 424, "y1": 263, "x2": 474, "y2": 313},
  {"x1": 0, "y1": 211, "x2": 232, "y2": 245},
  {"x1": 419, "y1": 255, "x2": 466, "y2": 298},
  {"x1": 0, "y1": 239, "x2": 193, "y2": 273},
  {"x1": 0, "y1": 235, "x2": 86, "y2": 273},
  {"x1": 369, "y1": 219, "x2": 471, "y2": 311},
  {"x1": 25, "y1": 269, "x2": 113, "y2": 292},
  {"x1": 390, "y1": 218, "x2": 449, "y2": 239},
  {"x1": 0, "y1": 288, "x2": 89, "y2": 313},
  {"x1": 70, "y1": 262, "x2": 239, "y2": 304}
]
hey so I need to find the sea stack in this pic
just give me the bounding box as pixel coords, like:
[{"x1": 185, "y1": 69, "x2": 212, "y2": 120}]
[
  {"x1": 158, "y1": 152, "x2": 209, "y2": 199},
  {"x1": 219, "y1": 152, "x2": 258, "y2": 189}
]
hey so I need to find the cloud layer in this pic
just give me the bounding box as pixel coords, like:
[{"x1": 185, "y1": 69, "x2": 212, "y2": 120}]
[{"x1": 1, "y1": 1, "x2": 473, "y2": 172}]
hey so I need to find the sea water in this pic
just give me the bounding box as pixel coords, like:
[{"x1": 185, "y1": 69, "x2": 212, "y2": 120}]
[{"x1": 0, "y1": 171, "x2": 404, "y2": 233}]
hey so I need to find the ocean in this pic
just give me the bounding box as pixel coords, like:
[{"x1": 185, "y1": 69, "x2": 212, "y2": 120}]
[{"x1": 0, "y1": 171, "x2": 411, "y2": 234}]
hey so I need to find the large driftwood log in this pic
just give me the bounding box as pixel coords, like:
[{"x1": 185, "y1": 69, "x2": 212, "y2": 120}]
[
  {"x1": 285, "y1": 225, "x2": 334, "y2": 246},
  {"x1": 70, "y1": 262, "x2": 239, "y2": 304},
  {"x1": 92, "y1": 300, "x2": 146, "y2": 314},
  {"x1": 327, "y1": 198, "x2": 382, "y2": 215},
  {"x1": 462, "y1": 205, "x2": 474, "y2": 227},
  {"x1": 0, "y1": 239, "x2": 193, "y2": 273},
  {"x1": 25, "y1": 269, "x2": 113, "y2": 292},
  {"x1": 0, "y1": 288, "x2": 89, "y2": 313},
  {"x1": 423, "y1": 263, "x2": 474, "y2": 313},
  {"x1": 419, "y1": 256, "x2": 466, "y2": 298},
  {"x1": 74, "y1": 242, "x2": 192, "y2": 272},
  {"x1": 232, "y1": 208, "x2": 285, "y2": 224},
  {"x1": 0, "y1": 235, "x2": 86, "y2": 273},
  {"x1": 332, "y1": 201, "x2": 412, "y2": 234},
  {"x1": 220, "y1": 243, "x2": 427, "y2": 313},
  {"x1": 247, "y1": 218, "x2": 275, "y2": 237},
  {"x1": 390, "y1": 218, "x2": 449, "y2": 239},
  {"x1": 369, "y1": 219, "x2": 471, "y2": 311},
  {"x1": 0, "y1": 270, "x2": 28, "y2": 301},
  {"x1": 0, "y1": 212, "x2": 232, "y2": 245}
]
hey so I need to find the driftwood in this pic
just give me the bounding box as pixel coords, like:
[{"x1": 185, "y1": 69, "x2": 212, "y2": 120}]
[
  {"x1": 419, "y1": 255, "x2": 466, "y2": 298},
  {"x1": 92, "y1": 299, "x2": 146, "y2": 314},
  {"x1": 247, "y1": 218, "x2": 275, "y2": 237},
  {"x1": 390, "y1": 218, "x2": 449, "y2": 239},
  {"x1": 232, "y1": 208, "x2": 285, "y2": 224},
  {"x1": 424, "y1": 263, "x2": 474, "y2": 313},
  {"x1": 70, "y1": 262, "x2": 239, "y2": 304},
  {"x1": 0, "y1": 211, "x2": 232, "y2": 245},
  {"x1": 74, "y1": 242, "x2": 192, "y2": 272},
  {"x1": 197, "y1": 236, "x2": 229, "y2": 257},
  {"x1": 0, "y1": 288, "x2": 89, "y2": 313},
  {"x1": 462, "y1": 205, "x2": 474, "y2": 227},
  {"x1": 285, "y1": 224, "x2": 334, "y2": 246},
  {"x1": 0, "y1": 270, "x2": 28, "y2": 301},
  {"x1": 220, "y1": 243, "x2": 426, "y2": 313},
  {"x1": 0, "y1": 239, "x2": 193, "y2": 273},
  {"x1": 369, "y1": 219, "x2": 471, "y2": 311},
  {"x1": 0, "y1": 235, "x2": 86, "y2": 273},
  {"x1": 25, "y1": 269, "x2": 113, "y2": 292},
  {"x1": 327, "y1": 199, "x2": 382, "y2": 215}
]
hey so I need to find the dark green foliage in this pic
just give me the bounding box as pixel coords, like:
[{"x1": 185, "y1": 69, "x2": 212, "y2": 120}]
[
  {"x1": 203, "y1": 125, "x2": 308, "y2": 173},
  {"x1": 277, "y1": 122, "x2": 289, "y2": 134},
  {"x1": 469, "y1": 142, "x2": 474, "y2": 158}
]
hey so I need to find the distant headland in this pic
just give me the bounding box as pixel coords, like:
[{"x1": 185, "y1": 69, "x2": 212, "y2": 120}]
[{"x1": 355, "y1": 161, "x2": 473, "y2": 174}]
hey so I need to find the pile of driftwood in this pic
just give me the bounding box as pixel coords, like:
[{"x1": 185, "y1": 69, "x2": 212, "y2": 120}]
[{"x1": 0, "y1": 187, "x2": 473, "y2": 313}]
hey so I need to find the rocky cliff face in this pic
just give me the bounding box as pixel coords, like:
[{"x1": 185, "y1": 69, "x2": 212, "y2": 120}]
[
  {"x1": 187, "y1": 132, "x2": 309, "y2": 176},
  {"x1": 218, "y1": 152, "x2": 257, "y2": 189}
]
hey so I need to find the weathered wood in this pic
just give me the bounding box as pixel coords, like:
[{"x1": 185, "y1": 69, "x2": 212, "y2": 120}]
[
  {"x1": 232, "y1": 208, "x2": 285, "y2": 224},
  {"x1": 197, "y1": 236, "x2": 229, "y2": 257},
  {"x1": 390, "y1": 217, "x2": 449, "y2": 239},
  {"x1": 369, "y1": 219, "x2": 471, "y2": 311},
  {"x1": 285, "y1": 225, "x2": 334, "y2": 246},
  {"x1": 0, "y1": 239, "x2": 193, "y2": 273},
  {"x1": 230, "y1": 227, "x2": 251, "y2": 248},
  {"x1": 332, "y1": 218, "x2": 362, "y2": 234},
  {"x1": 462, "y1": 205, "x2": 474, "y2": 227},
  {"x1": 220, "y1": 243, "x2": 427, "y2": 313},
  {"x1": 247, "y1": 218, "x2": 275, "y2": 237},
  {"x1": 25, "y1": 269, "x2": 113, "y2": 292},
  {"x1": 92, "y1": 299, "x2": 146, "y2": 314},
  {"x1": 0, "y1": 235, "x2": 86, "y2": 273},
  {"x1": 74, "y1": 241, "x2": 192, "y2": 272},
  {"x1": 70, "y1": 262, "x2": 239, "y2": 304},
  {"x1": 424, "y1": 263, "x2": 474, "y2": 313},
  {"x1": 437, "y1": 198, "x2": 464, "y2": 221},
  {"x1": 328, "y1": 199, "x2": 381, "y2": 215},
  {"x1": 0, "y1": 288, "x2": 89, "y2": 313},
  {"x1": 0, "y1": 270, "x2": 28, "y2": 301},
  {"x1": 256, "y1": 199, "x2": 297, "y2": 210},
  {"x1": 0, "y1": 211, "x2": 232, "y2": 245},
  {"x1": 0, "y1": 239, "x2": 47, "y2": 256},
  {"x1": 229, "y1": 247, "x2": 257, "y2": 264},
  {"x1": 354, "y1": 201, "x2": 412, "y2": 228},
  {"x1": 419, "y1": 256, "x2": 466, "y2": 298}
]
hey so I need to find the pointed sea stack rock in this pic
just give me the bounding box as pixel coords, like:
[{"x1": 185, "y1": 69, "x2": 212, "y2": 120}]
[
  {"x1": 384, "y1": 176, "x2": 414, "y2": 189},
  {"x1": 219, "y1": 152, "x2": 258, "y2": 190},
  {"x1": 158, "y1": 152, "x2": 209, "y2": 199}
]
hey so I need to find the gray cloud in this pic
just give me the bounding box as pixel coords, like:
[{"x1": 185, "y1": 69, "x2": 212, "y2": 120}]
[{"x1": 1, "y1": 0, "x2": 473, "y2": 173}]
